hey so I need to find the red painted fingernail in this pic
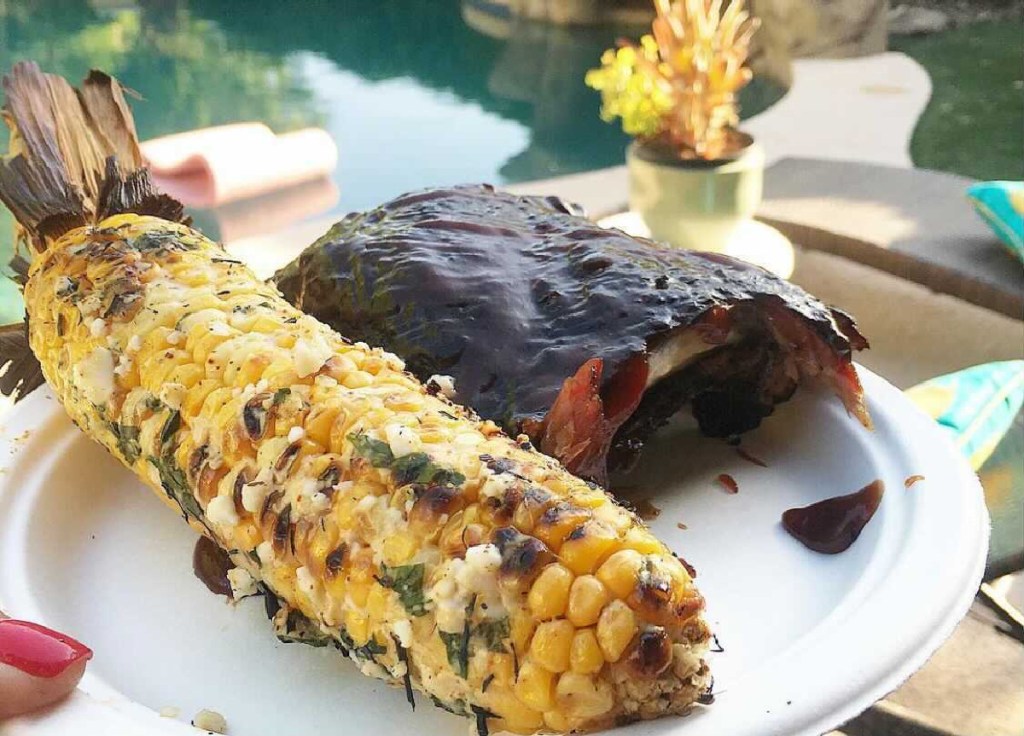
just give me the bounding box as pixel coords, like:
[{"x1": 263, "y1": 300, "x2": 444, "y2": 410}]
[{"x1": 0, "y1": 620, "x2": 92, "y2": 678}]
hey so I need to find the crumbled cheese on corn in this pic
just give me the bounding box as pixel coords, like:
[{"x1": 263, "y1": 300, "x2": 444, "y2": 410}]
[
  {"x1": 296, "y1": 566, "x2": 317, "y2": 598},
  {"x1": 209, "y1": 321, "x2": 231, "y2": 337},
  {"x1": 241, "y1": 479, "x2": 270, "y2": 514},
  {"x1": 479, "y1": 473, "x2": 516, "y2": 501},
  {"x1": 287, "y1": 425, "x2": 305, "y2": 443},
  {"x1": 159, "y1": 382, "x2": 186, "y2": 411},
  {"x1": 293, "y1": 333, "x2": 333, "y2": 378},
  {"x1": 385, "y1": 423, "x2": 421, "y2": 457},
  {"x1": 89, "y1": 318, "x2": 107, "y2": 337},
  {"x1": 392, "y1": 618, "x2": 413, "y2": 648},
  {"x1": 206, "y1": 495, "x2": 239, "y2": 528},
  {"x1": 73, "y1": 347, "x2": 115, "y2": 406},
  {"x1": 53, "y1": 276, "x2": 74, "y2": 297},
  {"x1": 426, "y1": 374, "x2": 456, "y2": 399},
  {"x1": 256, "y1": 541, "x2": 274, "y2": 565},
  {"x1": 227, "y1": 567, "x2": 257, "y2": 600},
  {"x1": 431, "y1": 543, "x2": 504, "y2": 632},
  {"x1": 113, "y1": 352, "x2": 133, "y2": 377}
]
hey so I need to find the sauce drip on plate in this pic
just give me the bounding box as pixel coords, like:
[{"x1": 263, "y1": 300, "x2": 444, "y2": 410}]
[
  {"x1": 716, "y1": 473, "x2": 739, "y2": 494},
  {"x1": 904, "y1": 474, "x2": 925, "y2": 489},
  {"x1": 781, "y1": 479, "x2": 885, "y2": 554},
  {"x1": 193, "y1": 536, "x2": 234, "y2": 597}
]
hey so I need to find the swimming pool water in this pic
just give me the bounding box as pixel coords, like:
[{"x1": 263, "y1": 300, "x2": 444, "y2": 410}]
[{"x1": 0, "y1": 0, "x2": 785, "y2": 322}]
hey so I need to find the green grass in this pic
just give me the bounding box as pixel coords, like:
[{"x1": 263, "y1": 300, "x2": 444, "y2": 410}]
[{"x1": 890, "y1": 20, "x2": 1024, "y2": 181}]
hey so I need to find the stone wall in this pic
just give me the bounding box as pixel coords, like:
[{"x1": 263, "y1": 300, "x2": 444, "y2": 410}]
[{"x1": 465, "y1": 0, "x2": 889, "y2": 75}]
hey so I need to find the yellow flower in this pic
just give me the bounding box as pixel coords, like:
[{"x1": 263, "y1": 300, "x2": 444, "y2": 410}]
[
  {"x1": 584, "y1": 0, "x2": 758, "y2": 159},
  {"x1": 585, "y1": 36, "x2": 671, "y2": 140}
]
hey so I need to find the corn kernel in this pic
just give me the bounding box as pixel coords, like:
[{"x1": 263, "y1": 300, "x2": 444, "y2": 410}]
[
  {"x1": 567, "y1": 575, "x2": 610, "y2": 627},
  {"x1": 596, "y1": 549, "x2": 643, "y2": 598},
  {"x1": 382, "y1": 532, "x2": 418, "y2": 566},
  {"x1": 569, "y1": 628, "x2": 604, "y2": 674},
  {"x1": 511, "y1": 615, "x2": 536, "y2": 655},
  {"x1": 560, "y1": 521, "x2": 618, "y2": 575},
  {"x1": 513, "y1": 660, "x2": 556, "y2": 711},
  {"x1": 488, "y1": 653, "x2": 516, "y2": 687},
  {"x1": 529, "y1": 619, "x2": 574, "y2": 673},
  {"x1": 555, "y1": 672, "x2": 614, "y2": 720},
  {"x1": 622, "y1": 526, "x2": 665, "y2": 555},
  {"x1": 543, "y1": 710, "x2": 570, "y2": 732},
  {"x1": 366, "y1": 583, "x2": 390, "y2": 619},
  {"x1": 596, "y1": 599, "x2": 637, "y2": 662},
  {"x1": 498, "y1": 707, "x2": 545, "y2": 732},
  {"x1": 344, "y1": 609, "x2": 370, "y2": 645},
  {"x1": 342, "y1": 370, "x2": 374, "y2": 389},
  {"x1": 528, "y1": 563, "x2": 573, "y2": 620},
  {"x1": 305, "y1": 405, "x2": 341, "y2": 447},
  {"x1": 533, "y1": 505, "x2": 591, "y2": 549}
]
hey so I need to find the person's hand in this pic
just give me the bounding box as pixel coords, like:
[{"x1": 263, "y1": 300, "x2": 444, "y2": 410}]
[{"x1": 0, "y1": 619, "x2": 91, "y2": 719}]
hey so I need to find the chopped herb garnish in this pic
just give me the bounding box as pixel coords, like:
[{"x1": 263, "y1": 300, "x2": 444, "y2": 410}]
[
  {"x1": 276, "y1": 609, "x2": 331, "y2": 648},
  {"x1": 440, "y1": 596, "x2": 475, "y2": 679},
  {"x1": 391, "y1": 452, "x2": 431, "y2": 485},
  {"x1": 108, "y1": 422, "x2": 141, "y2": 464},
  {"x1": 392, "y1": 452, "x2": 464, "y2": 487},
  {"x1": 393, "y1": 635, "x2": 416, "y2": 711},
  {"x1": 348, "y1": 433, "x2": 395, "y2": 468},
  {"x1": 272, "y1": 387, "x2": 291, "y2": 405},
  {"x1": 259, "y1": 583, "x2": 282, "y2": 619},
  {"x1": 430, "y1": 696, "x2": 469, "y2": 717},
  {"x1": 349, "y1": 434, "x2": 465, "y2": 486},
  {"x1": 144, "y1": 395, "x2": 164, "y2": 412},
  {"x1": 355, "y1": 637, "x2": 387, "y2": 661},
  {"x1": 471, "y1": 705, "x2": 496, "y2": 736},
  {"x1": 431, "y1": 467, "x2": 466, "y2": 487},
  {"x1": 160, "y1": 409, "x2": 181, "y2": 450},
  {"x1": 148, "y1": 454, "x2": 203, "y2": 521},
  {"x1": 475, "y1": 618, "x2": 510, "y2": 653},
  {"x1": 378, "y1": 563, "x2": 427, "y2": 616},
  {"x1": 440, "y1": 631, "x2": 469, "y2": 679}
]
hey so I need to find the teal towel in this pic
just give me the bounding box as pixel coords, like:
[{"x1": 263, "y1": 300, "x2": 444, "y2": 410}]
[{"x1": 966, "y1": 181, "x2": 1024, "y2": 263}]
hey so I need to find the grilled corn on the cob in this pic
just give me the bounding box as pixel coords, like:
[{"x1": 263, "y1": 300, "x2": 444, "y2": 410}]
[{"x1": 0, "y1": 63, "x2": 712, "y2": 734}]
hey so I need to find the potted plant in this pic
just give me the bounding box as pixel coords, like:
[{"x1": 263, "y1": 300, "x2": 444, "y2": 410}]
[{"x1": 586, "y1": 0, "x2": 762, "y2": 251}]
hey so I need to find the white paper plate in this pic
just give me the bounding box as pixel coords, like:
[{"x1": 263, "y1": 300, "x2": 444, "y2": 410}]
[{"x1": 0, "y1": 367, "x2": 987, "y2": 736}]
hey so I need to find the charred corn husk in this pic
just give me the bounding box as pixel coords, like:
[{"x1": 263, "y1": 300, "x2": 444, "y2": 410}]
[{"x1": 2, "y1": 64, "x2": 712, "y2": 734}]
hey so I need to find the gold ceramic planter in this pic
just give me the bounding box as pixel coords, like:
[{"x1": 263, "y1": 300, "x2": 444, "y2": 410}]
[{"x1": 627, "y1": 139, "x2": 765, "y2": 251}]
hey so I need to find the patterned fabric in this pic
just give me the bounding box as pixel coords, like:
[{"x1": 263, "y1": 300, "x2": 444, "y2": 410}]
[
  {"x1": 967, "y1": 181, "x2": 1024, "y2": 263},
  {"x1": 907, "y1": 361, "x2": 1024, "y2": 470}
]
